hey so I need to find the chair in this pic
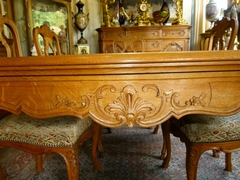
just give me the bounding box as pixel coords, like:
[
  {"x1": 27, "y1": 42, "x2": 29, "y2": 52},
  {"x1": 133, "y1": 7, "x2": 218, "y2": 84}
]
[
  {"x1": 33, "y1": 24, "x2": 61, "y2": 56},
  {"x1": 208, "y1": 17, "x2": 238, "y2": 51},
  {"x1": 160, "y1": 16, "x2": 240, "y2": 180},
  {"x1": 169, "y1": 114, "x2": 240, "y2": 179},
  {"x1": 33, "y1": 23, "x2": 104, "y2": 169},
  {"x1": 0, "y1": 15, "x2": 101, "y2": 179},
  {"x1": 200, "y1": 6, "x2": 238, "y2": 51}
]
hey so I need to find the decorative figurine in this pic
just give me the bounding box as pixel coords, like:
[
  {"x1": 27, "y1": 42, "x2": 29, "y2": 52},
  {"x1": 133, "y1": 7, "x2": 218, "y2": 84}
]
[
  {"x1": 172, "y1": 0, "x2": 188, "y2": 25},
  {"x1": 98, "y1": 0, "x2": 115, "y2": 27},
  {"x1": 153, "y1": 0, "x2": 170, "y2": 25},
  {"x1": 119, "y1": 7, "x2": 130, "y2": 26}
]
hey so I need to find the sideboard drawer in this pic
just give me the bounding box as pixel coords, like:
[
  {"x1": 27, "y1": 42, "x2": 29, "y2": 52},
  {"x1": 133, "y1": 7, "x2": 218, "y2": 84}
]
[{"x1": 97, "y1": 25, "x2": 192, "y2": 53}]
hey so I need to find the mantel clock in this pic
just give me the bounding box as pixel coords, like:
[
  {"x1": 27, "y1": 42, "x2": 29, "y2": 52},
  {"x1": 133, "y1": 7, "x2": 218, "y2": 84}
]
[{"x1": 135, "y1": 0, "x2": 151, "y2": 26}]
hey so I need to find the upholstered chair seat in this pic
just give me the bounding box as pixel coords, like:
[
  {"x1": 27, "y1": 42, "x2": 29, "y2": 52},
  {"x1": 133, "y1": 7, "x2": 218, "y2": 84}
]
[
  {"x1": 180, "y1": 113, "x2": 240, "y2": 143},
  {"x1": 0, "y1": 113, "x2": 92, "y2": 147},
  {"x1": 0, "y1": 113, "x2": 101, "y2": 179}
]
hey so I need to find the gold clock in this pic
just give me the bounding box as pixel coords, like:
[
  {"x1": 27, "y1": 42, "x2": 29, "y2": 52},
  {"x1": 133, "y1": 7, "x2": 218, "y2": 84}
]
[
  {"x1": 135, "y1": 0, "x2": 151, "y2": 26},
  {"x1": 140, "y1": 3, "x2": 147, "y2": 12}
]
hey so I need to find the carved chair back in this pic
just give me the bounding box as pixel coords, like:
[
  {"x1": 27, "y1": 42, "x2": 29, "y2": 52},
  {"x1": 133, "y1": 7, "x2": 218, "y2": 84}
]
[
  {"x1": 33, "y1": 24, "x2": 61, "y2": 56},
  {"x1": 0, "y1": 15, "x2": 22, "y2": 57},
  {"x1": 208, "y1": 17, "x2": 239, "y2": 50}
]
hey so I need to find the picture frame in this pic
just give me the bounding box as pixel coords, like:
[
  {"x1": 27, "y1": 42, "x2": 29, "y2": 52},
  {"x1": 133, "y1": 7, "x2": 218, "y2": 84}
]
[{"x1": 76, "y1": 44, "x2": 90, "y2": 54}]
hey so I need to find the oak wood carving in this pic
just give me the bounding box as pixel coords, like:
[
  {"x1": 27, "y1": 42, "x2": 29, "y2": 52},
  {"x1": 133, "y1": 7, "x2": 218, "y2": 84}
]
[{"x1": 0, "y1": 51, "x2": 240, "y2": 128}]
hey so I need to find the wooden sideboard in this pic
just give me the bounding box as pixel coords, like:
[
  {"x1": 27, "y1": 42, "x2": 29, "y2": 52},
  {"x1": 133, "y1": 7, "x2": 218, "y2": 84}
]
[{"x1": 96, "y1": 25, "x2": 192, "y2": 53}]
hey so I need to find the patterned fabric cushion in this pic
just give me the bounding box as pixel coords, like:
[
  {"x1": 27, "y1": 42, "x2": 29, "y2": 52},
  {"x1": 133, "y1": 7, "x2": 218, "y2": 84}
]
[
  {"x1": 180, "y1": 113, "x2": 240, "y2": 143},
  {"x1": 0, "y1": 113, "x2": 92, "y2": 147}
]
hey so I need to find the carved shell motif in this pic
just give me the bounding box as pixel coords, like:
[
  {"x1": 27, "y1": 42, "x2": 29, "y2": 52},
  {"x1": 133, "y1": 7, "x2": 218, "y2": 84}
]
[{"x1": 104, "y1": 85, "x2": 156, "y2": 127}]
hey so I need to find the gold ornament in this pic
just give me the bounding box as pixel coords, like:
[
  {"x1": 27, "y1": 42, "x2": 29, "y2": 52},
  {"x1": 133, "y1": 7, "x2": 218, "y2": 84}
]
[
  {"x1": 135, "y1": 0, "x2": 151, "y2": 26},
  {"x1": 98, "y1": 0, "x2": 115, "y2": 27},
  {"x1": 172, "y1": 0, "x2": 188, "y2": 25}
]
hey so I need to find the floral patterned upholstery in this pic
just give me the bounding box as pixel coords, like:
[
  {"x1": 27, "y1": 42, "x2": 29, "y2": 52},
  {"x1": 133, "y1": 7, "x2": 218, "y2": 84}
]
[
  {"x1": 180, "y1": 113, "x2": 240, "y2": 143},
  {"x1": 0, "y1": 113, "x2": 92, "y2": 147}
]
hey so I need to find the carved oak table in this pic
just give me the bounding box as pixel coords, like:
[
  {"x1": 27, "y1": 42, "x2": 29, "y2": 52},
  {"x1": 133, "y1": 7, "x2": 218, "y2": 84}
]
[{"x1": 0, "y1": 50, "x2": 240, "y2": 179}]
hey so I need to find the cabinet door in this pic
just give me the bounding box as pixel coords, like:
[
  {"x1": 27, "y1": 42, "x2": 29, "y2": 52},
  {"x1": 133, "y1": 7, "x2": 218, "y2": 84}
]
[{"x1": 9, "y1": 0, "x2": 73, "y2": 56}]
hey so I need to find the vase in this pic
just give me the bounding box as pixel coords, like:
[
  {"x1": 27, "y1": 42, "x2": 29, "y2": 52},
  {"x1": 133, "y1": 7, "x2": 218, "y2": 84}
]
[
  {"x1": 152, "y1": 0, "x2": 170, "y2": 25},
  {"x1": 206, "y1": 0, "x2": 221, "y2": 31},
  {"x1": 74, "y1": 0, "x2": 89, "y2": 44}
]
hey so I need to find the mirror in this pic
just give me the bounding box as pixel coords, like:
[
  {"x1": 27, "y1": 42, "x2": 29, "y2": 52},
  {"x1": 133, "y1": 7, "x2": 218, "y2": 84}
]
[
  {"x1": 31, "y1": 0, "x2": 70, "y2": 55},
  {"x1": 7, "y1": 0, "x2": 73, "y2": 56}
]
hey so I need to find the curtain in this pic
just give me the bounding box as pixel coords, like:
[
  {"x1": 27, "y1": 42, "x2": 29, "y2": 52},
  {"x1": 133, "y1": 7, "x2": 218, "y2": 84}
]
[{"x1": 193, "y1": 0, "x2": 209, "y2": 50}]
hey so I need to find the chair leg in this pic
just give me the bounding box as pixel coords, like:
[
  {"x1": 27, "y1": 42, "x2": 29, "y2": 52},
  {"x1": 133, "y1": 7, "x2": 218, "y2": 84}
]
[
  {"x1": 160, "y1": 123, "x2": 168, "y2": 160},
  {"x1": 97, "y1": 125, "x2": 104, "y2": 158},
  {"x1": 153, "y1": 125, "x2": 159, "y2": 134},
  {"x1": 225, "y1": 152, "x2": 232, "y2": 172},
  {"x1": 160, "y1": 121, "x2": 171, "y2": 168},
  {"x1": 36, "y1": 155, "x2": 43, "y2": 173},
  {"x1": 106, "y1": 127, "x2": 112, "y2": 133},
  {"x1": 185, "y1": 143, "x2": 204, "y2": 180},
  {"x1": 92, "y1": 122, "x2": 102, "y2": 170},
  {"x1": 61, "y1": 148, "x2": 79, "y2": 180},
  {"x1": 160, "y1": 139, "x2": 167, "y2": 160}
]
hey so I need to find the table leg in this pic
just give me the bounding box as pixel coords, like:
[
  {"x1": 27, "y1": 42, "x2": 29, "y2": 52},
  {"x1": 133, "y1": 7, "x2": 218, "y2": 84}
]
[{"x1": 160, "y1": 120, "x2": 171, "y2": 168}]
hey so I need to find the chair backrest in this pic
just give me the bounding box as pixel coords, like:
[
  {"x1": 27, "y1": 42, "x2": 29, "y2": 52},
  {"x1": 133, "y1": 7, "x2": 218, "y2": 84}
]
[
  {"x1": 208, "y1": 17, "x2": 239, "y2": 50},
  {"x1": 33, "y1": 24, "x2": 61, "y2": 56},
  {"x1": 0, "y1": 15, "x2": 22, "y2": 57}
]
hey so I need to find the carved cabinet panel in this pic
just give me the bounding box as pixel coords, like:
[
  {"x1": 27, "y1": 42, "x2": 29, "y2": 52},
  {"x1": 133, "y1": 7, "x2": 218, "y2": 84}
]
[{"x1": 96, "y1": 25, "x2": 192, "y2": 53}]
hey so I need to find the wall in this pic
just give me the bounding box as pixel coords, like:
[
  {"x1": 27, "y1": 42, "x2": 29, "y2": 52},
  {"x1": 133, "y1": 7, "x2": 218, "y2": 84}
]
[{"x1": 71, "y1": 0, "x2": 194, "y2": 54}]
